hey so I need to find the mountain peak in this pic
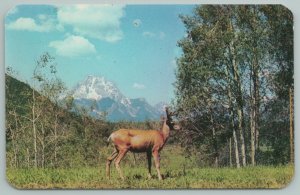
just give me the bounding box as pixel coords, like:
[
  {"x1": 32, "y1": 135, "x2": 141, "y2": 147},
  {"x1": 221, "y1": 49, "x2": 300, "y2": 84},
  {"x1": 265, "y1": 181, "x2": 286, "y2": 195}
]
[
  {"x1": 72, "y1": 75, "x2": 131, "y2": 106},
  {"x1": 154, "y1": 101, "x2": 169, "y2": 114},
  {"x1": 71, "y1": 75, "x2": 163, "y2": 121}
]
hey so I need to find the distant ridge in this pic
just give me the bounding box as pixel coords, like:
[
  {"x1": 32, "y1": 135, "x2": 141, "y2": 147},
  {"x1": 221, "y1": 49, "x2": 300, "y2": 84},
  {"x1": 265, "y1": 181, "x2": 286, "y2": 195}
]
[{"x1": 71, "y1": 75, "x2": 167, "y2": 121}]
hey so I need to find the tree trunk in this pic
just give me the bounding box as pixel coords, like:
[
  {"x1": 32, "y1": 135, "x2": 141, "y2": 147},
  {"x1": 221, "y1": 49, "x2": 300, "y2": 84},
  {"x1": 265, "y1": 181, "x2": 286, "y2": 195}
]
[
  {"x1": 54, "y1": 113, "x2": 58, "y2": 167},
  {"x1": 212, "y1": 127, "x2": 219, "y2": 167},
  {"x1": 237, "y1": 109, "x2": 246, "y2": 167},
  {"x1": 253, "y1": 50, "x2": 260, "y2": 152},
  {"x1": 32, "y1": 89, "x2": 38, "y2": 168},
  {"x1": 250, "y1": 106, "x2": 256, "y2": 166},
  {"x1": 211, "y1": 115, "x2": 219, "y2": 168},
  {"x1": 41, "y1": 123, "x2": 45, "y2": 169},
  {"x1": 225, "y1": 62, "x2": 240, "y2": 168},
  {"x1": 230, "y1": 43, "x2": 246, "y2": 166},
  {"x1": 233, "y1": 129, "x2": 240, "y2": 168},
  {"x1": 250, "y1": 66, "x2": 256, "y2": 166},
  {"x1": 12, "y1": 110, "x2": 19, "y2": 168},
  {"x1": 250, "y1": 47, "x2": 260, "y2": 166},
  {"x1": 26, "y1": 148, "x2": 30, "y2": 168},
  {"x1": 289, "y1": 87, "x2": 294, "y2": 164},
  {"x1": 229, "y1": 138, "x2": 232, "y2": 167},
  {"x1": 12, "y1": 136, "x2": 18, "y2": 168},
  {"x1": 228, "y1": 20, "x2": 246, "y2": 167}
]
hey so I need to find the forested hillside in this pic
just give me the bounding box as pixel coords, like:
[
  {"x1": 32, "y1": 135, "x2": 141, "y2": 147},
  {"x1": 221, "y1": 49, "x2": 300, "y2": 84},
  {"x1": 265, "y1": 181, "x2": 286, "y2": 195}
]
[{"x1": 6, "y1": 74, "x2": 161, "y2": 168}]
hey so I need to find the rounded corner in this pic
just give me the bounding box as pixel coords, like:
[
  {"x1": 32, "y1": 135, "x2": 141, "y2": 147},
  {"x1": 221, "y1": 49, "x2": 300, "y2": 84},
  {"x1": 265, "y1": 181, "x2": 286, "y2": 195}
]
[
  {"x1": 277, "y1": 4, "x2": 294, "y2": 20},
  {"x1": 5, "y1": 175, "x2": 22, "y2": 190},
  {"x1": 277, "y1": 165, "x2": 295, "y2": 190},
  {"x1": 5, "y1": 5, "x2": 19, "y2": 18},
  {"x1": 5, "y1": 172, "x2": 22, "y2": 190}
]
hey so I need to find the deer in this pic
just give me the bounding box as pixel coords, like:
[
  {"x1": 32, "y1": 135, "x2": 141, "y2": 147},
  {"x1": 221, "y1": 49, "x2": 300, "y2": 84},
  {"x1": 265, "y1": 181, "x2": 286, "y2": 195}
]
[{"x1": 106, "y1": 107, "x2": 176, "y2": 180}]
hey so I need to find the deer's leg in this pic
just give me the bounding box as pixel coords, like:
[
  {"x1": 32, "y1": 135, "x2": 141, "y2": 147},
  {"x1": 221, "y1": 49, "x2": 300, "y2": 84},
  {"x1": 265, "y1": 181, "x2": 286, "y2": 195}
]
[
  {"x1": 147, "y1": 151, "x2": 152, "y2": 179},
  {"x1": 132, "y1": 153, "x2": 136, "y2": 166},
  {"x1": 114, "y1": 149, "x2": 128, "y2": 180},
  {"x1": 106, "y1": 149, "x2": 118, "y2": 179},
  {"x1": 152, "y1": 150, "x2": 163, "y2": 180}
]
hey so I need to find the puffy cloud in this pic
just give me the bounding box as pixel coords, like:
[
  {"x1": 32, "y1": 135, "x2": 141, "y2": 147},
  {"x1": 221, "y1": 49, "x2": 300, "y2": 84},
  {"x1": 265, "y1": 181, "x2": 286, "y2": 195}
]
[
  {"x1": 142, "y1": 31, "x2": 155, "y2": 38},
  {"x1": 38, "y1": 14, "x2": 47, "y2": 20},
  {"x1": 49, "y1": 35, "x2": 96, "y2": 57},
  {"x1": 171, "y1": 59, "x2": 177, "y2": 67},
  {"x1": 6, "y1": 17, "x2": 55, "y2": 32},
  {"x1": 57, "y1": 5, "x2": 125, "y2": 42},
  {"x1": 142, "y1": 31, "x2": 166, "y2": 39},
  {"x1": 133, "y1": 83, "x2": 146, "y2": 89},
  {"x1": 159, "y1": 31, "x2": 166, "y2": 39},
  {"x1": 7, "y1": 6, "x2": 18, "y2": 16},
  {"x1": 6, "y1": 5, "x2": 125, "y2": 42}
]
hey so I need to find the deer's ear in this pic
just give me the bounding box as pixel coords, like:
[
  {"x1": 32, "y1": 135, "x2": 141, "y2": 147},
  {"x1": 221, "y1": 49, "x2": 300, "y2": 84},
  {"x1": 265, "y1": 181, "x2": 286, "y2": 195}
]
[{"x1": 165, "y1": 107, "x2": 170, "y2": 116}]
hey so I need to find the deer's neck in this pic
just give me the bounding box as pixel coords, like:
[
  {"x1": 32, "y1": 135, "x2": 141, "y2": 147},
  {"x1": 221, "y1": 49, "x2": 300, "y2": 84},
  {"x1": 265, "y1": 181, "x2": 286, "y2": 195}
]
[{"x1": 161, "y1": 121, "x2": 170, "y2": 142}]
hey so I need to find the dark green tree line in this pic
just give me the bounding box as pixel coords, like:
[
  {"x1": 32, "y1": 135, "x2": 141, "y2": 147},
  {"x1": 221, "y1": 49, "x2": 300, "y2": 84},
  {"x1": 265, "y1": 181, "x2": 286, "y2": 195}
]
[{"x1": 174, "y1": 5, "x2": 293, "y2": 167}]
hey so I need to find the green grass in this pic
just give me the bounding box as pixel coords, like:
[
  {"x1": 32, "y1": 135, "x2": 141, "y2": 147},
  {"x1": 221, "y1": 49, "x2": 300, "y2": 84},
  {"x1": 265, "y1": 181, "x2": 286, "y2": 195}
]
[
  {"x1": 6, "y1": 165, "x2": 294, "y2": 189},
  {"x1": 6, "y1": 146, "x2": 294, "y2": 189}
]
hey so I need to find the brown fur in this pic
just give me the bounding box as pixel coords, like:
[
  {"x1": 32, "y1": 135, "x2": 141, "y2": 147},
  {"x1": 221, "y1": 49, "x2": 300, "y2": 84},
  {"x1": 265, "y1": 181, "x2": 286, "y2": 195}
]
[{"x1": 106, "y1": 108, "x2": 173, "y2": 180}]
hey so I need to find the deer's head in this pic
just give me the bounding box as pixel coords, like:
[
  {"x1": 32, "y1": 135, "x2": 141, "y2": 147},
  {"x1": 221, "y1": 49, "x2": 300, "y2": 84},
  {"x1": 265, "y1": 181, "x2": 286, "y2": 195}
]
[{"x1": 165, "y1": 107, "x2": 180, "y2": 130}]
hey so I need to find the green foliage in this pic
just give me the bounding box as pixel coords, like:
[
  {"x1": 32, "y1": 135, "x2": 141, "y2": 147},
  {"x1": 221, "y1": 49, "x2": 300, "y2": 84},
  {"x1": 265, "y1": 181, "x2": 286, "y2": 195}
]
[
  {"x1": 174, "y1": 5, "x2": 293, "y2": 166},
  {"x1": 5, "y1": 73, "x2": 164, "y2": 169},
  {"x1": 261, "y1": 5, "x2": 293, "y2": 99}
]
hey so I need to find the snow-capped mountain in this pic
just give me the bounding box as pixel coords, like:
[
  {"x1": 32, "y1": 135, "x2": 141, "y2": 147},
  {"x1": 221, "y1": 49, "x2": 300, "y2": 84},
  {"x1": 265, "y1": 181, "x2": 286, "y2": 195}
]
[
  {"x1": 70, "y1": 75, "x2": 164, "y2": 121},
  {"x1": 154, "y1": 101, "x2": 169, "y2": 115},
  {"x1": 72, "y1": 75, "x2": 131, "y2": 106}
]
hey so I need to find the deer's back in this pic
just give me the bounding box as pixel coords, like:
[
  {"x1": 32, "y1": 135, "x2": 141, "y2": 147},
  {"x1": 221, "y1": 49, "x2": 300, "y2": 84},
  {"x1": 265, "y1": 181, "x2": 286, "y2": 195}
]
[{"x1": 110, "y1": 129, "x2": 164, "y2": 152}]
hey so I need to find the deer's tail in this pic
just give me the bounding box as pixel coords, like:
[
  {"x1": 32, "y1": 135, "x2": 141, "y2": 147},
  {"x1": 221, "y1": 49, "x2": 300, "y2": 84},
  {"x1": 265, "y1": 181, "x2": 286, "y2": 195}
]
[{"x1": 106, "y1": 134, "x2": 112, "y2": 147}]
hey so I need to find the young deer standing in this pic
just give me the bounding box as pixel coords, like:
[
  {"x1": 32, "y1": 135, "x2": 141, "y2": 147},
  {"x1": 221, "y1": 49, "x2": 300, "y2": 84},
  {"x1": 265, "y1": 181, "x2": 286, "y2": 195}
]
[{"x1": 106, "y1": 107, "x2": 175, "y2": 180}]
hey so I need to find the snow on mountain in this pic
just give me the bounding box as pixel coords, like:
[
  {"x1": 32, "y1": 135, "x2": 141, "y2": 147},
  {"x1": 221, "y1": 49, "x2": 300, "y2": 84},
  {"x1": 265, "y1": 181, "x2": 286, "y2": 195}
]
[
  {"x1": 72, "y1": 75, "x2": 131, "y2": 107},
  {"x1": 154, "y1": 102, "x2": 169, "y2": 115},
  {"x1": 70, "y1": 75, "x2": 164, "y2": 121}
]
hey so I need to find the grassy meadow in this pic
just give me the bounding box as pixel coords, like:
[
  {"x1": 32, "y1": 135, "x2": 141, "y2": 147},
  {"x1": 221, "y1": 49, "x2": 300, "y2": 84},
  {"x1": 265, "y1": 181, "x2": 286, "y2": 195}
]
[
  {"x1": 6, "y1": 146, "x2": 294, "y2": 189},
  {"x1": 7, "y1": 165, "x2": 294, "y2": 189}
]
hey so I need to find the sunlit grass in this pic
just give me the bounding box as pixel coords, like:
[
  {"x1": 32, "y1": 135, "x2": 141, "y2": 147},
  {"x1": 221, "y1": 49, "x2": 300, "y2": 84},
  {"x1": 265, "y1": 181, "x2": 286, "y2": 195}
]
[
  {"x1": 6, "y1": 164, "x2": 294, "y2": 189},
  {"x1": 6, "y1": 145, "x2": 294, "y2": 189}
]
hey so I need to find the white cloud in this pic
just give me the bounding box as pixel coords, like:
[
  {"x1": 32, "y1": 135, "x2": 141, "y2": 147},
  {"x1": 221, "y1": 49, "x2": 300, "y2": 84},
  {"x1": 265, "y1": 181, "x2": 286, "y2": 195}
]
[
  {"x1": 7, "y1": 6, "x2": 18, "y2": 16},
  {"x1": 171, "y1": 59, "x2": 177, "y2": 67},
  {"x1": 133, "y1": 83, "x2": 145, "y2": 89},
  {"x1": 38, "y1": 14, "x2": 47, "y2": 20},
  {"x1": 49, "y1": 35, "x2": 96, "y2": 57},
  {"x1": 133, "y1": 19, "x2": 142, "y2": 27},
  {"x1": 159, "y1": 31, "x2": 166, "y2": 39},
  {"x1": 6, "y1": 5, "x2": 125, "y2": 42},
  {"x1": 142, "y1": 31, "x2": 166, "y2": 39},
  {"x1": 57, "y1": 4, "x2": 125, "y2": 42},
  {"x1": 6, "y1": 17, "x2": 56, "y2": 32},
  {"x1": 142, "y1": 31, "x2": 156, "y2": 38}
]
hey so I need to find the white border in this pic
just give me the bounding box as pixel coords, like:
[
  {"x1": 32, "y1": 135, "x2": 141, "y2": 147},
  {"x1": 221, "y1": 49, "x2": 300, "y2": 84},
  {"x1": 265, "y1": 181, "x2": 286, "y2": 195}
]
[{"x1": 1, "y1": 0, "x2": 298, "y2": 195}]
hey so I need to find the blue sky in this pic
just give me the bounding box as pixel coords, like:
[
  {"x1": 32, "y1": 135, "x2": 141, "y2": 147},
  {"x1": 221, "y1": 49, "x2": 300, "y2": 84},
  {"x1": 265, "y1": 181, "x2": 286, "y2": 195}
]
[{"x1": 5, "y1": 4, "x2": 195, "y2": 105}]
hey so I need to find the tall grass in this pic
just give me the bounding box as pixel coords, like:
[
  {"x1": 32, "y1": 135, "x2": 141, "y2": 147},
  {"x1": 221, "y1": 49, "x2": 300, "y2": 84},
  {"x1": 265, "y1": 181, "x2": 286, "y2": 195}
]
[
  {"x1": 7, "y1": 164, "x2": 294, "y2": 189},
  {"x1": 6, "y1": 145, "x2": 294, "y2": 189}
]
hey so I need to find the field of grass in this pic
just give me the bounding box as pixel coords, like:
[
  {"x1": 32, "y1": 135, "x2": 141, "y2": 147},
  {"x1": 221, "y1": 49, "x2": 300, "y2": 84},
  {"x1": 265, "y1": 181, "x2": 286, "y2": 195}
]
[
  {"x1": 6, "y1": 146, "x2": 294, "y2": 189},
  {"x1": 7, "y1": 165, "x2": 294, "y2": 189}
]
